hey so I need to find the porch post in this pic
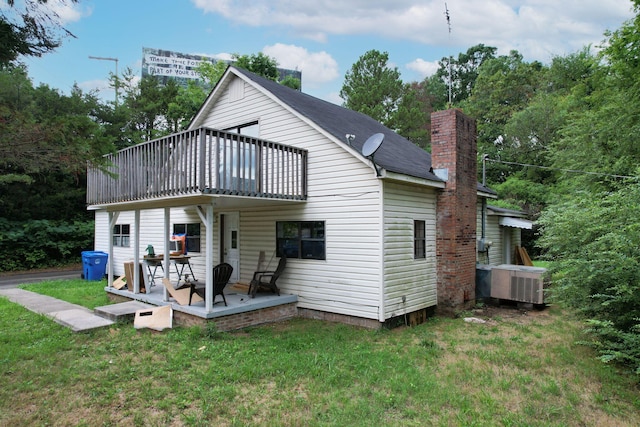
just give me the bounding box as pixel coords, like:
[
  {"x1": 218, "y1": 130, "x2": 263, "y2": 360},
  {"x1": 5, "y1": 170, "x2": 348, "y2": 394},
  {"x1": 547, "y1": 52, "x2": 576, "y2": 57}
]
[
  {"x1": 133, "y1": 209, "x2": 141, "y2": 293},
  {"x1": 163, "y1": 207, "x2": 171, "y2": 302},
  {"x1": 205, "y1": 204, "x2": 214, "y2": 312},
  {"x1": 107, "y1": 212, "x2": 119, "y2": 287}
]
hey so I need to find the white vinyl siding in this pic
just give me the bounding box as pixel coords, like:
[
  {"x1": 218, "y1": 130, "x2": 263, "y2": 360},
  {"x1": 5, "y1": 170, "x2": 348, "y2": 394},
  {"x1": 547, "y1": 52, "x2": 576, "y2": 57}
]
[
  {"x1": 195, "y1": 76, "x2": 385, "y2": 318},
  {"x1": 382, "y1": 181, "x2": 437, "y2": 320},
  {"x1": 94, "y1": 209, "x2": 212, "y2": 280},
  {"x1": 171, "y1": 76, "x2": 384, "y2": 320},
  {"x1": 476, "y1": 203, "x2": 523, "y2": 266},
  {"x1": 94, "y1": 74, "x2": 443, "y2": 323}
]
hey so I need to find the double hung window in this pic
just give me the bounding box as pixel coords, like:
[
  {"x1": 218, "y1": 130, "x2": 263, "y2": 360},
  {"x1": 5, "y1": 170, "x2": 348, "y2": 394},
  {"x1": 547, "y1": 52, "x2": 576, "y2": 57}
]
[
  {"x1": 173, "y1": 223, "x2": 201, "y2": 253},
  {"x1": 276, "y1": 221, "x2": 325, "y2": 260},
  {"x1": 414, "y1": 220, "x2": 426, "y2": 259},
  {"x1": 113, "y1": 224, "x2": 130, "y2": 247}
]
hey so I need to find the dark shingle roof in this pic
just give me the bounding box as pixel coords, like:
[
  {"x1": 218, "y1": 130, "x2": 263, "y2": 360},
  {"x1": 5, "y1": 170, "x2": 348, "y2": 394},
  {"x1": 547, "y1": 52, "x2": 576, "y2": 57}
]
[
  {"x1": 233, "y1": 67, "x2": 496, "y2": 194},
  {"x1": 234, "y1": 67, "x2": 440, "y2": 181}
]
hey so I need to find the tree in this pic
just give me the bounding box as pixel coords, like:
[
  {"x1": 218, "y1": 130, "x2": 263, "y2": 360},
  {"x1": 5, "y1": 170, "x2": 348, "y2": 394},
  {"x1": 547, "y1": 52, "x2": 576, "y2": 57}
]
[
  {"x1": 394, "y1": 80, "x2": 441, "y2": 150},
  {"x1": 0, "y1": 65, "x2": 113, "y2": 184},
  {"x1": 537, "y1": 187, "x2": 640, "y2": 374},
  {"x1": 0, "y1": 64, "x2": 114, "y2": 270},
  {"x1": 196, "y1": 60, "x2": 228, "y2": 89},
  {"x1": 340, "y1": 50, "x2": 404, "y2": 129},
  {"x1": 434, "y1": 44, "x2": 497, "y2": 105},
  {"x1": 0, "y1": 0, "x2": 77, "y2": 66},
  {"x1": 233, "y1": 52, "x2": 278, "y2": 81},
  {"x1": 280, "y1": 74, "x2": 301, "y2": 90},
  {"x1": 536, "y1": 2, "x2": 640, "y2": 376},
  {"x1": 462, "y1": 50, "x2": 545, "y2": 183},
  {"x1": 548, "y1": 55, "x2": 640, "y2": 193},
  {"x1": 116, "y1": 71, "x2": 180, "y2": 143}
]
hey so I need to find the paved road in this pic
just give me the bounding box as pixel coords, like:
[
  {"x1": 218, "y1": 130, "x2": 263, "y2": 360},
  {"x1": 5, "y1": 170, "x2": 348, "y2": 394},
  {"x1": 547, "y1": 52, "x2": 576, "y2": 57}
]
[{"x1": 0, "y1": 270, "x2": 83, "y2": 288}]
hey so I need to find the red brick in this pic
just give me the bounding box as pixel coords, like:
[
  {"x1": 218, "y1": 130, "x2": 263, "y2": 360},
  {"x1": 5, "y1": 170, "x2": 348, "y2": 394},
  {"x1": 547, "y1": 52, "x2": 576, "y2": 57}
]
[{"x1": 431, "y1": 109, "x2": 477, "y2": 313}]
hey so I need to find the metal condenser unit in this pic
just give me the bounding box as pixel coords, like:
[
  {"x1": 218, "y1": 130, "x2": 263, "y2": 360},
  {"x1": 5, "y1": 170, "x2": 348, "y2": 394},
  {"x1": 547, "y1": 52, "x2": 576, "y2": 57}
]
[{"x1": 490, "y1": 264, "x2": 547, "y2": 304}]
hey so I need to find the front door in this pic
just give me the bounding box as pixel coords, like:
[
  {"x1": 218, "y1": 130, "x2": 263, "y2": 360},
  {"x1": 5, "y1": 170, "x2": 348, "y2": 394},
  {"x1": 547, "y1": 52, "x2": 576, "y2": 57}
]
[{"x1": 222, "y1": 212, "x2": 240, "y2": 283}]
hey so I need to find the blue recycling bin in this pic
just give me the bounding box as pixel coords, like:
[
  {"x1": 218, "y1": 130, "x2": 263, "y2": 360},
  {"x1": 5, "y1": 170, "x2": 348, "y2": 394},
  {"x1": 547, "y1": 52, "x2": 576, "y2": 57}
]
[{"x1": 82, "y1": 251, "x2": 108, "y2": 281}]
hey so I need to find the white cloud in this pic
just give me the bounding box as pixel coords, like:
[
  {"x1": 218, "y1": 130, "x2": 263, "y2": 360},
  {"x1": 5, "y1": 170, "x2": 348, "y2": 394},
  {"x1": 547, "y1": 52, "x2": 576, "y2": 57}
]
[
  {"x1": 191, "y1": 0, "x2": 634, "y2": 62},
  {"x1": 50, "y1": 1, "x2": 87, "y2": 23},
  {"x1": 406, "y1": 58, "x2": 439, "y2": 78},
  {"x1": 3, "y1": 0, "x2": 89, "y2": 26},
  {"x1": 262, "y1": 43, "x2": 339, "y2": 88},
  {"x1": 39, "y1": 0, "x2": 90, "y2": 24},
  {"x1": 324, "y1": 91, "x2": 344, "y2": 106},
  {"x1": 193, "y1": 52, "x2": 235, "y2": 62}
]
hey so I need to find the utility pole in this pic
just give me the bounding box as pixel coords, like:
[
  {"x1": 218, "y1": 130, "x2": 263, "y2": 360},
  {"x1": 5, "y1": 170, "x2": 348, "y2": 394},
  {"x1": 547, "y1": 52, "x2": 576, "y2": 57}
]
[{"x1": 89, "y1": 55, "x2": 119, "y2": 106}]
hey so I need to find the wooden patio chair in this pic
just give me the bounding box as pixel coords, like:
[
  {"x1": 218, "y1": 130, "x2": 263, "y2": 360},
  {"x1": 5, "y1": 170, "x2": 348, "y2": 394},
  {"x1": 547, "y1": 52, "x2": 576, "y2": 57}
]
[
  {"x1": 189, "y1": 263, "x2": 234, "y2": 306},
  {"x1": 248, "y1": 256, "x2": 286, "y2": 298}
]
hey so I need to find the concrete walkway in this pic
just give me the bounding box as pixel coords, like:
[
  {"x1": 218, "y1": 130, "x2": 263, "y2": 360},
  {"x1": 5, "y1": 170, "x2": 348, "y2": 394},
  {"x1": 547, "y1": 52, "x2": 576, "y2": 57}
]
[{"x1": 0, "y1": 288, "x2": 115, "y2": 332}]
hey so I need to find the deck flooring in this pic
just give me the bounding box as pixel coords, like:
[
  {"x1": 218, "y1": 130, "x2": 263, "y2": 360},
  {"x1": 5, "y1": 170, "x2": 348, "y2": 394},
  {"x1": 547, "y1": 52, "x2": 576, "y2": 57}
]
[{"x1": 105, "y1": 281, "x2": 297, "y2": 320}]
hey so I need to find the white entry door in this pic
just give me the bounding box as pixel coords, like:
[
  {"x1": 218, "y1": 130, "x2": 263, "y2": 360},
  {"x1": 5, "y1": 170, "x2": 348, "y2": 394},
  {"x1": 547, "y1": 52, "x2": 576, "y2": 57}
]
[{"x1": 223, "y1": 212, "x2": 240, "y2": 283}]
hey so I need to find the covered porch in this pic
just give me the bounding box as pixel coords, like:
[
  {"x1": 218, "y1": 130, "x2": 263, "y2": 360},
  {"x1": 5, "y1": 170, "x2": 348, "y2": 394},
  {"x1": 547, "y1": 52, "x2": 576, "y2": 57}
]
[
  {"x1": 87, "y1": 127, "x2": 307, "y2": 319},
  {"x1": 105, "y1": 279, "x2": 298, "y2": 331}
]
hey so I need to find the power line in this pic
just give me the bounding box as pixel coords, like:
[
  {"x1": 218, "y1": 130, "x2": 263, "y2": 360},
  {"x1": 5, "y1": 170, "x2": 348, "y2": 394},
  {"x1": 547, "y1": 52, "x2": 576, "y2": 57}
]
[{"x1": 485, "y1": 158, "x2": 639, "y2": 180}]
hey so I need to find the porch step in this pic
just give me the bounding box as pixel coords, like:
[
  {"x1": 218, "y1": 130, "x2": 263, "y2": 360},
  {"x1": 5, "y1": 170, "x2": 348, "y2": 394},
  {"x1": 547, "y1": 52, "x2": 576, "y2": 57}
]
[{"x1": 94, "y1": 301, "x2": 156, "y2": 323}]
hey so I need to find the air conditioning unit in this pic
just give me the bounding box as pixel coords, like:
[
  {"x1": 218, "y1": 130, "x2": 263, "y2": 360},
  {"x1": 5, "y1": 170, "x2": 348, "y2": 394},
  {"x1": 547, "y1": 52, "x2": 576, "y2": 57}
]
[{"x1": 490, "y1": 264, "x2": 547, "y2": 304}]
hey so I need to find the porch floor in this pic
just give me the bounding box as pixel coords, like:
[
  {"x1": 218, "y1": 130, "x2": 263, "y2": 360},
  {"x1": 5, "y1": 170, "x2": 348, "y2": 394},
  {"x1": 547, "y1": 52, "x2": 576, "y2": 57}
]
[{"x1": 105, "y1": 280, "x2": 297, "y2": 320}]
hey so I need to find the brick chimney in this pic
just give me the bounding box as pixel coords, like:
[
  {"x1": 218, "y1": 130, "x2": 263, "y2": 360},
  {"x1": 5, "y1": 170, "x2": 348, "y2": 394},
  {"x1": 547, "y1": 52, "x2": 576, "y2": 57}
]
[{"x1": 431, "y1": 109, "x2": 477, "y2": 313}]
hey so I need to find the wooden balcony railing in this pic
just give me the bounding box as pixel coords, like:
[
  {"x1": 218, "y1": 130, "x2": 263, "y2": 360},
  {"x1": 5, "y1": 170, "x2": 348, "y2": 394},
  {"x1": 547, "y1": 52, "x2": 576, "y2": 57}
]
[{"x1": 87, "y1": 127, "x2": 308, "y2": 205}]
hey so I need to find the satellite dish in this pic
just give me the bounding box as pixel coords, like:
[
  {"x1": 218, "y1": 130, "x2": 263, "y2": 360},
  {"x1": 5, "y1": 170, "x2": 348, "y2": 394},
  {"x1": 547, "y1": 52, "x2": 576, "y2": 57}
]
[
  {"x1": 362, "y1": 133, "x2": 385, "y2": 157},
  {"x1": 361, "y1": 133, "x2": 385, "y2": 177}
]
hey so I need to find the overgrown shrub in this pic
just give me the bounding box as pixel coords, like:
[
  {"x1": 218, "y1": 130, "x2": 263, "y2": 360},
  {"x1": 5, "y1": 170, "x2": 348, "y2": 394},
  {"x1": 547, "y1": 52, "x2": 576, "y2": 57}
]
[
  {"x1": 0, "y1": 218, "x2": 94, "y2": 271},
  {"x1": 537, "y1": 186, "x2": 640, "y2": 375}
]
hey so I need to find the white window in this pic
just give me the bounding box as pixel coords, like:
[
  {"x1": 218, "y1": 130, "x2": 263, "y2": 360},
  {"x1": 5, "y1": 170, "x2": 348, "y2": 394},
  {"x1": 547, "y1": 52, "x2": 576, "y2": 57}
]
[{"x1": 113, "y1": 224, "x2": 130, "y2": 247}]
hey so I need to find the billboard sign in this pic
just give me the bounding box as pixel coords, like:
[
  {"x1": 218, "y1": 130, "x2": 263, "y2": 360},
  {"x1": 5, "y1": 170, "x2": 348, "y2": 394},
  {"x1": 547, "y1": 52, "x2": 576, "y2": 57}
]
[
  {"x1": 141, "y1": 47, "x2": 302, "y2": 88},
  {"x1": 142, "y1": 47, "x2": 216, "y2": 86}
]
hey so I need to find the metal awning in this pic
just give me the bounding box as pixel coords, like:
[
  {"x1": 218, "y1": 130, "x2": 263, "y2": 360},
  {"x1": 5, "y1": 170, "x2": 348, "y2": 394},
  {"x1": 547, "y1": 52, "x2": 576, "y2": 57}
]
[{"x1": 499, "y1": 217, "x2": 533, "y2": 229}]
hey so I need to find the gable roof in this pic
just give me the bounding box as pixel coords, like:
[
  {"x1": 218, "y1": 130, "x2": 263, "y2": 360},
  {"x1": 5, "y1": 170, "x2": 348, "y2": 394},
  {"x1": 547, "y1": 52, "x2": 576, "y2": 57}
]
[
  {"x1": 232, "y1": 67, "x2": 441, "y2": 182},
  {"x1": 193, "y1": 66, "x2": 496, "y2": 194}
]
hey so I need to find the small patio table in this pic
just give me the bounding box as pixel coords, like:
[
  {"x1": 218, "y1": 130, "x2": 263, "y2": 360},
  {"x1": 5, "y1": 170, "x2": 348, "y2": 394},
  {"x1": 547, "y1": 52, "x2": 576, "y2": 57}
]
[{"x1": 144, "y1": 254, "x2": 196, "y2": 285}]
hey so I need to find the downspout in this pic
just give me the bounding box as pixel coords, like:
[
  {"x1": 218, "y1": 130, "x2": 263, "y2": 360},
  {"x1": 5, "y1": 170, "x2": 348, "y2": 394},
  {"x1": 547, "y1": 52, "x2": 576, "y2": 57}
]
[
  {"x1": 481, "y1": 155, "x2": 488, "y2": 261},
  {"x1": 378, "y1": 178, "x2": 386, "y2": 322}
]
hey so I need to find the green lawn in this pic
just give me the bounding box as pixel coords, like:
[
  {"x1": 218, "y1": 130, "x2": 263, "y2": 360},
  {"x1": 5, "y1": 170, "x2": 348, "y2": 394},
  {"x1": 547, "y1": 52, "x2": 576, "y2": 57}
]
[{"x1": 0, "y1": 279, "x2": 638, "y2": 426}]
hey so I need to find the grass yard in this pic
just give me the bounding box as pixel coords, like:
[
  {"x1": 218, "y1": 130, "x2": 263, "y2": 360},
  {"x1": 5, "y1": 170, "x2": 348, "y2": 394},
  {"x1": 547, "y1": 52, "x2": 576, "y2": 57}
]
[{"x1": 1, "y1": 279, "x2": 639, "y2": 426}]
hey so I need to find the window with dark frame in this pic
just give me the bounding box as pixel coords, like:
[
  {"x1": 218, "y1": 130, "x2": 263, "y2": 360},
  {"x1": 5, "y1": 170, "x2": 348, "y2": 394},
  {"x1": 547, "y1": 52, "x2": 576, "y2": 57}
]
[
  {"x1": 225, "y1": 122, "x2": 259, "y2": 137},
  {"x1": 113, "y1": 224, "x2": 130, "y2": 247},
  {"x1": 276, "y1": 221, "x2": 325, "y2": 260},
  {"x1": 414, "y1": 220, "x2": 426, "y2": 259},
  {"x1": 173, "y1": 223, "x2": 201, "y2": 253}
]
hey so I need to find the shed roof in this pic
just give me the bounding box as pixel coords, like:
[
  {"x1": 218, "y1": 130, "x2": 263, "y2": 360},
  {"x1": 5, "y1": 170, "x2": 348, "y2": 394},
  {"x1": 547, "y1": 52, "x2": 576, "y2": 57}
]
[{"x1": 487, "y1": 205, "x2": 533, "y2": 229}]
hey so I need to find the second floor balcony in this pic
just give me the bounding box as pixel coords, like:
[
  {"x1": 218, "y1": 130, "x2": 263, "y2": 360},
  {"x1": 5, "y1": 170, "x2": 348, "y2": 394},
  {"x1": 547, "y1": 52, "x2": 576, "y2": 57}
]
[{"x1": 87, "y1": 127, "x2": 308, "y2": 207}]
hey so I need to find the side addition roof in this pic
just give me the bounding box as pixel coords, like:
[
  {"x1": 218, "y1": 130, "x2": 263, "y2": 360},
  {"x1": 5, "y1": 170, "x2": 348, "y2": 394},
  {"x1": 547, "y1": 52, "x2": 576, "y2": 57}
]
[{"x1": 487, "y1": 205, "x2": 533, "y2": 229}]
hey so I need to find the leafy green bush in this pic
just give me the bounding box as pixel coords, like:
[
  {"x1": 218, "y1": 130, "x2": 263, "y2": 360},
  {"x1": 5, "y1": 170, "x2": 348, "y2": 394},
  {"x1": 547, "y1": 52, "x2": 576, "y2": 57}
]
[
  {"x1": 0, "y1": 218, "x2": 94, "y2": 271},
  {"x1": 537, "y1": 186, "x2": 640, "y2": 375}
]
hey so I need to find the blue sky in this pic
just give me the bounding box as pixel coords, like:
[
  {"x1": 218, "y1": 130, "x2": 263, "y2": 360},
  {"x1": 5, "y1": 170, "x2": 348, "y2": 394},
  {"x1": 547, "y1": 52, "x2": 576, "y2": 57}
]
[{"x1": 13, "y1": 0, "x2": 637, "y2": 105}]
